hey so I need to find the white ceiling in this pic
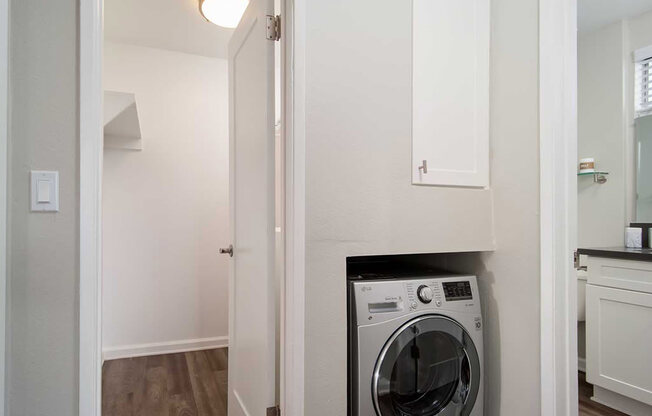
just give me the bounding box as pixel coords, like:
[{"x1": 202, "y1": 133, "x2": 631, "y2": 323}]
[
  {"x1": 579, "y1": 0, "x2": 652, "y2": 33},
  {"x1": 105, "y1": 0, "x2": 233, "y2": 59}
]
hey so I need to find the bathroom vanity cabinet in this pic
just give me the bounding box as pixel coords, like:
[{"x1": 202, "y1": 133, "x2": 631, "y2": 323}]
[{"x1": 579, "y1": 251, "x2": 652, "y2": 415}]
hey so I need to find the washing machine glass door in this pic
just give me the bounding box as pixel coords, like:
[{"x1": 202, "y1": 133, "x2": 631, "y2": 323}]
[{"x1": 373, "y1": 315, "x2": 480, "y2": 416}]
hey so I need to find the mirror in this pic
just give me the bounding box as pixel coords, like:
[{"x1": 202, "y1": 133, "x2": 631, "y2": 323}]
[
  {"x1": 578, "y1": 0, "x2": 652, "y2": 248},
  {"x1": 636, "y1": 114, "x2": 652, "y2": 221}
]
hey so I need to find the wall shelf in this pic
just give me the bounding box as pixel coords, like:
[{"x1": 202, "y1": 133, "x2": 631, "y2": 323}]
[
  {"x1": 104, "y1": 91, "x2": 143, "y2": 150},
  {"x1": 578, "y1": 171, "x2": 609, "y2": 184}
]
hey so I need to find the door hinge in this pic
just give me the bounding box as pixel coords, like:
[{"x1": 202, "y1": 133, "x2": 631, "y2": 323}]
[
  {"x1": 574, "y1": 250, "x2": 587, "y2": 271},
  {"x1": 266, "y1": 15, "x2": 281, "y2": 41},
  {"x1": 266, "y1": 405, "x2": 281, "y2": 416}
]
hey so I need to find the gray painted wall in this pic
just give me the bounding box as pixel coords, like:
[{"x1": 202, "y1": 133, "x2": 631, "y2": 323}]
[
  {"x1": 303, "y1": 0, "x2": 541, "y2": 414},
  {"x1": 8, "y1": 0, "x2": 79, "y2": 414}
]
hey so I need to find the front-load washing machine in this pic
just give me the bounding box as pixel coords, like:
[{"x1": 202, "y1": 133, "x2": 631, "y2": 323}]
[{"x1": 348, "y1": 273, "x2": 483, "y2": 416}]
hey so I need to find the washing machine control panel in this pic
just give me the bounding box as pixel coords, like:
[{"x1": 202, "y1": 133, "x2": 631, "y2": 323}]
[
  {"x1": 404, "y1": 277, "x2": 476, "y2": 312},
  {"x1": 352, "y1": 275, "x2": 480, "y2": 325}
]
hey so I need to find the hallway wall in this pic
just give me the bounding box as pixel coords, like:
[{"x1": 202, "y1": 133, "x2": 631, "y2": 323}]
[{"x1": 7, "y1": 0, "x2": 79, "y2": 413}]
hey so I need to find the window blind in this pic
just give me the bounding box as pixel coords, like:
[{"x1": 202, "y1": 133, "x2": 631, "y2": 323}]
[{"x1": 636, "y1": 56, "x2": 652, "y2": 117}]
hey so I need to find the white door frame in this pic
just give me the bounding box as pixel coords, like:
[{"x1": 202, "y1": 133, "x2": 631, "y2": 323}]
[
  {"x1": 539, "y1": 0, "x2": 578, "y2": 415},
  {"x1": 281, "y1": 0, "x2": 305, "y2": 414},
  {"x1": 79, "y1": 0, "x2": 103, "y2": 414},
  {"x1": 0, "y1": 0, "x2": 9, "y2": 413},
  {"x1": 79, "y1": 1, "x2": 304, "y2": 415}
]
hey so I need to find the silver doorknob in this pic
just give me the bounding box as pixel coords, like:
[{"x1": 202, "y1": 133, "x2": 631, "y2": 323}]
[
  {"x1": 219, "y1": 245, "x2": 233, "y2": 257},
  {"x1": 418, "y1": 160, "x2": 428, "y2": 174}
]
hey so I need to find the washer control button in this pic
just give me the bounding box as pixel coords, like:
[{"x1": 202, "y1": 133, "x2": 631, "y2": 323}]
[
  {"x1": 417, "y1": 285, "x2": 434, "y2": 303},
  {"x1": 410, "y1": 301, "x2": 418, "y2": 310},
  {"x1": 435, "y1": 300, "x2": 442, "y2": 307}
]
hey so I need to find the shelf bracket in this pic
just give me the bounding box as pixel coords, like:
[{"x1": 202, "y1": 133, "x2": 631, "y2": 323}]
[{"x1": 593, "y1": 173, "x2": 607, "y2": 184}]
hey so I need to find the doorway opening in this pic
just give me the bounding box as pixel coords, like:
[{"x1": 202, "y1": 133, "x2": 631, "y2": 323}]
[
  {"x1": 575, "y1": 1, "x2": 652, "y2": 415},
  {"x1": 80, "y1": 0, "x2": 287, "y2": 414},
  {"x1": 101, "y1": 0, "x2": 233, "y2": 413}
]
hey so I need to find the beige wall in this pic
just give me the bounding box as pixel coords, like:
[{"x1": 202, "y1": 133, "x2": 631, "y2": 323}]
[
  {"x1": 481, "y1": 0, "x2": 540, "y2": 412},
  {"x1": 303, "y1": 0, "x2": 493, "y2": 413},
  {"x1": 302, "y1": 0, "x2": 540, "y2": 414},
  {"x1": 7, "y1": 0, "x2": 79, "y2": 414}
]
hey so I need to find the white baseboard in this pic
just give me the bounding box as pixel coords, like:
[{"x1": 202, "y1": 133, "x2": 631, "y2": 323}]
[
  {"x1": 578, "y1": 357, "x2": 586, "y2": 373},
  {"x1": 103, "y1": 336, "x2": 229, "y2": 361}
]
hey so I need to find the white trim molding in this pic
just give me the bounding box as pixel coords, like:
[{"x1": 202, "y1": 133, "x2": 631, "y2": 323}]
[
  {"x1": 103, "y1": 336, "x2": 229, "y2": 361},
  {"x1": 282, "y1": 0, "x2": 305, "y2": 414},
  {"x1": 79, "y1": 0, "x2": 103, "y2": 415},
  {"x1": 539, "y1": 0, "x2": 579, "y2": 416},
  {"x1": 0, "y1": 0, "x2": 9, "y2": 413}
]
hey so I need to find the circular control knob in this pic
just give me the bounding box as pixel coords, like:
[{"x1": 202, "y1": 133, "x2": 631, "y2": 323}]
[{"x1": 417, "y1": 285, "x2": 434, "y2": 303}]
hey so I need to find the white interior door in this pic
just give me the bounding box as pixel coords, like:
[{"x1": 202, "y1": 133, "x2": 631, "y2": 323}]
[{"x1": 227, "y1": 0, "x2": 276, "y2": 414}]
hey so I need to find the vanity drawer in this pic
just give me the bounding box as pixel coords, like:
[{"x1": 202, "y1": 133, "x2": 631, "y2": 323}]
[
  {"x1": 587, "y1": 257, "x2": 652, "y2": 293},
  {"x1": 586, "y1": 284, "x2": 652, "y2": 406}
]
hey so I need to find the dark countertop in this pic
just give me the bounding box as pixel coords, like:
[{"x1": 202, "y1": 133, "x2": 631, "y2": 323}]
[{"x1": 577, "y1": 246, "x2": 652, "y2": 262}]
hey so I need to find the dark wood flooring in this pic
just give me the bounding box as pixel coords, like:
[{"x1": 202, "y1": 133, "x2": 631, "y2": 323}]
[
  {"x1": 104, "y1": 357, "x2": 626, "y2": 415},
  {"x1": 102, "y1": 348, "x2": 228, "y2": 416},
  {"x1": 579, "y1": 372, "x2": 628, "y2": 416}
]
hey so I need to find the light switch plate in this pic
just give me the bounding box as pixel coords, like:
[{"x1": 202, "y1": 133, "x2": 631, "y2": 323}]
[{"x1": 30, "y1": 171, "x2": 59, "y2": 212}]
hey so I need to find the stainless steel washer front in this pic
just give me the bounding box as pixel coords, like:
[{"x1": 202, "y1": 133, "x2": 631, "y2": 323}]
[
  {"x1": 348, "y1": 274, "x2": 484, "y2": 416},
  {"x1": 372, "y1": 315, "x2": 480, "y2": 416}
]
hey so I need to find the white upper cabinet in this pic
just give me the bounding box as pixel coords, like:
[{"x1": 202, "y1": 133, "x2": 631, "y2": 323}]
[{"x1": 412, "y1": 0, "x2": 490, "y2": 187}]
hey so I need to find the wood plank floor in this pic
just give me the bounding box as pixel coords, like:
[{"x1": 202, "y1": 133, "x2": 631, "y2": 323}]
[
  {"x1": 102, "y1": 348, "x2": 228, "y2": 416},
  {"x1": 579, "y1": 372, "x2": 627, "y2": 416}
]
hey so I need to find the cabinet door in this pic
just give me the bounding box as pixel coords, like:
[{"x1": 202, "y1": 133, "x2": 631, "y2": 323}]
[
  {"x1": 412, "y1": 0, "x2": 489, "y2": 187},
  {"x1": 586, "y1": 284, "x2": 652, "y2": 405}
]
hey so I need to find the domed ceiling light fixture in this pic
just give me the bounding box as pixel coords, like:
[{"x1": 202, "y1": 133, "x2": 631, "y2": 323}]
[{"x1": 199, "y1": 0, "x2": 249, "y2": 29}]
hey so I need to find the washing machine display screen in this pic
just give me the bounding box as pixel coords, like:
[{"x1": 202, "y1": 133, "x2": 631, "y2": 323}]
[{"x1": 442, "y1": 281, "x2": 473, "y2": 301}]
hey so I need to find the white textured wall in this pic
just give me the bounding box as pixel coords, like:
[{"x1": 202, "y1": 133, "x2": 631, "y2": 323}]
[
  {"x1": 628, "y1": 10, "x2": 652, "y2": 51},
  {"x1": 481, "y1": 0, "x2": 540, "y2": 412},
  {"x1": 302, "y1": 0, "x2": 540, "y2": 414},
  {"x1": 102, "y1": 42, "x2": 229, "y2": 352},
  {"x1": 8, "y1": 0, "x2": 79, "y2": 414}
]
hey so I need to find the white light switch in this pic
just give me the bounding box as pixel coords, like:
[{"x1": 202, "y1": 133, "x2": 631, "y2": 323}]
[
  {"x1": 37, "y1": 180, "x2": 51, "y2": 202},
  {"x1": 31, "y1": 171, "x2": 59, "y2": 212}
]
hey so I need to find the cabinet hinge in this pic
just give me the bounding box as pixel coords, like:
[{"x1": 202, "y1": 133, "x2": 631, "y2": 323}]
[
  {"x1": 574, "y1": 250, "x2": 587, "y2": 271},
  {"x1": 266, "y1": 15, "x2": 281, "y2": 41},
  {"x1": 266, "y1": 405, "x2": 281, "y2": 416}
]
